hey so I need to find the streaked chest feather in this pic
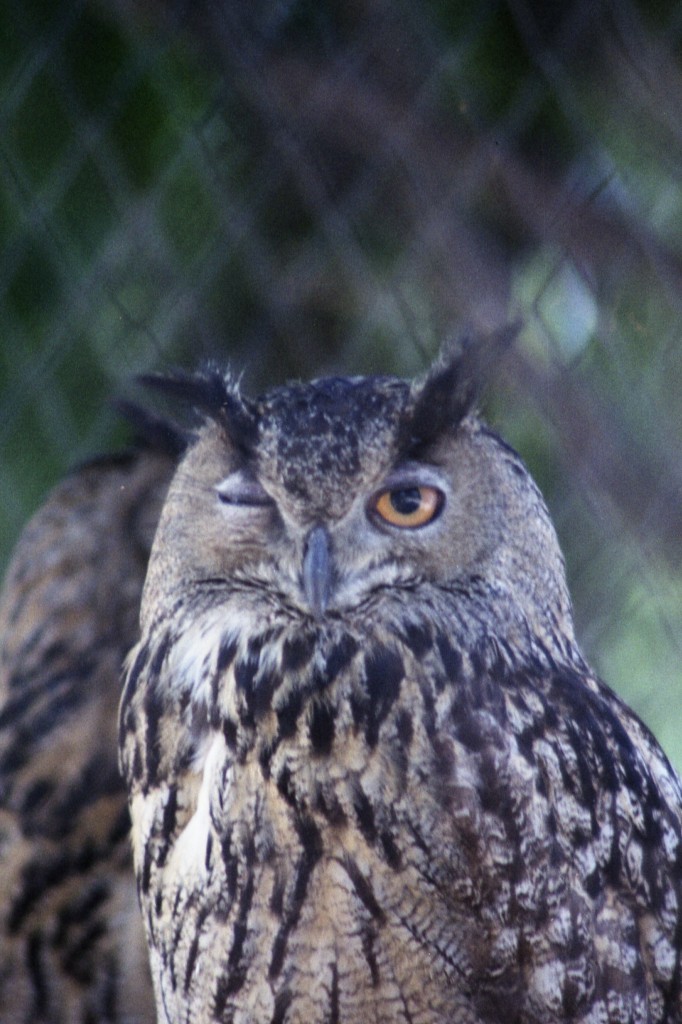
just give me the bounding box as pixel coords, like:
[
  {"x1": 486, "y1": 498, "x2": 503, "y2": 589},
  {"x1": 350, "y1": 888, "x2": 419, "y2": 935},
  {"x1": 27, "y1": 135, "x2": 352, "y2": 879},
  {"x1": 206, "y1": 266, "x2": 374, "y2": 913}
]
[{"x1": 119, "y1": 611, "x2": 682, "y2": 1024}]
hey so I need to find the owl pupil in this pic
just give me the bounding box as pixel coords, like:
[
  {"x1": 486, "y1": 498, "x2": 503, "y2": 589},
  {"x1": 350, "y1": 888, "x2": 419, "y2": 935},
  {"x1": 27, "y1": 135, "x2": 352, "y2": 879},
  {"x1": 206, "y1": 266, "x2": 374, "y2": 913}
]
[{"x1": 390, "y1": 487, "x2": 422, "y2": 515}]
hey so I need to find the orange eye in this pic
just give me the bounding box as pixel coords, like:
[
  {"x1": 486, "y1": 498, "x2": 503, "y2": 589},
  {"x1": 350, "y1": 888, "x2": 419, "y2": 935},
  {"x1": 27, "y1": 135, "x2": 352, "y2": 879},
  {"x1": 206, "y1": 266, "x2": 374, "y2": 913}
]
[{"x1": 372, "y1": 485, "x2": 443, "y2": 529}]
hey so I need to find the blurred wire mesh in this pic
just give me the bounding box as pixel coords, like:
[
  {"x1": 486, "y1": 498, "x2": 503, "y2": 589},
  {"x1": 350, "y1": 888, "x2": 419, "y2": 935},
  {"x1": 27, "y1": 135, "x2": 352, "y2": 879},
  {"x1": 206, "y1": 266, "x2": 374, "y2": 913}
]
[{"x1": 1, "y1": 0, "x2": 682, "y2": 763}]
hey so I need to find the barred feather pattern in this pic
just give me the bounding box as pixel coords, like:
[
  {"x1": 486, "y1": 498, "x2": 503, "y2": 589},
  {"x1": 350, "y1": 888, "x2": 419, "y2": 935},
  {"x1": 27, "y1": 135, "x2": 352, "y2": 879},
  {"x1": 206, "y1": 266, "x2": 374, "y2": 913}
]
[
  {"x1": 120, "y1": 581, "x2": 682, "y2": 1024},
  {"x1": 0, "y1": 450, "x2": 173, "y2": 1024}
]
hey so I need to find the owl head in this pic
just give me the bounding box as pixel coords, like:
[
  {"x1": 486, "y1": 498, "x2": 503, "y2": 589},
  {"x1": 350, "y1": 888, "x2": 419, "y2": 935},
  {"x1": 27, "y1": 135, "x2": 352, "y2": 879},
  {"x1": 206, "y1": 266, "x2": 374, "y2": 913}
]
[{"x1": 139, "y1": 342, "x2": 575, "y2": 654}]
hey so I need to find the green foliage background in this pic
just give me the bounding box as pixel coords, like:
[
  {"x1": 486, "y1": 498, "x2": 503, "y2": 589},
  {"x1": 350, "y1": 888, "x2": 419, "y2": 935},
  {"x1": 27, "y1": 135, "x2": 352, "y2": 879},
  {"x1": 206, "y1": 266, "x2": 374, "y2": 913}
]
[{"x1": 2, "y1": 0, "x2": 682, "y2": 765}]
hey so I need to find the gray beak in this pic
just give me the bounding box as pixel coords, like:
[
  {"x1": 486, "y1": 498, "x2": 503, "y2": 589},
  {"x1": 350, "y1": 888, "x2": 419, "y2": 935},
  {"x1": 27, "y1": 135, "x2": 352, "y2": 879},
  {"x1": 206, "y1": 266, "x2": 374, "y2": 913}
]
[{"x1": 302, "y1": 525, "x2": 333, "y2": 619}]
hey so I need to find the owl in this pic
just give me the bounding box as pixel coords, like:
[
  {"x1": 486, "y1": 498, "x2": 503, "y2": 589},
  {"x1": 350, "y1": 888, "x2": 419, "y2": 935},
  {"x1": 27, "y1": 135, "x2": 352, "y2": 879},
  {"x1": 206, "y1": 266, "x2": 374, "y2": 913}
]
[
  {"x1": 2, "y1": 343, "x2": 682, "y2": 1024},
  {"x1": 0, "y1": 430, "x2": 177, "y2": 1023},
  {"x1": 116, "y1": 343, "x2": 682, "y2": 1024}
]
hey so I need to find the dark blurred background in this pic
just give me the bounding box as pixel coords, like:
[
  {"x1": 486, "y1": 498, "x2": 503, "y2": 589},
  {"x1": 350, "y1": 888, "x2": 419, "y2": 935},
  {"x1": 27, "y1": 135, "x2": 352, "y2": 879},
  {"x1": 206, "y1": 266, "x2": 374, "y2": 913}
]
[{"x1": 2, "y1": 0, "x2": 682, "y2": 765}]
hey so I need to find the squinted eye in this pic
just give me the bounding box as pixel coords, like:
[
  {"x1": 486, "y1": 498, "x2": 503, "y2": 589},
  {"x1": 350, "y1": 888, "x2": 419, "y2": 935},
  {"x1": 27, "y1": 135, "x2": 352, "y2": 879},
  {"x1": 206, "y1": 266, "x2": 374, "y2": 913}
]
[
  {"x1": 371, "y1": 485, "x2": 443, "y2": 529},
  {"x1": 216, "y1": 474, "x2": 273, "y2": 507}
]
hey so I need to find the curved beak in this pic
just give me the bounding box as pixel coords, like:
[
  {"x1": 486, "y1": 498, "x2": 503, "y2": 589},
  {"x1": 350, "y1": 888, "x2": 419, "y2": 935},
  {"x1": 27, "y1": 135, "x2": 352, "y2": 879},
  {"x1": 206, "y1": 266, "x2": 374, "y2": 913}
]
[{"x1": 302, "y1": 525, "x2": 333, "y2": 619}]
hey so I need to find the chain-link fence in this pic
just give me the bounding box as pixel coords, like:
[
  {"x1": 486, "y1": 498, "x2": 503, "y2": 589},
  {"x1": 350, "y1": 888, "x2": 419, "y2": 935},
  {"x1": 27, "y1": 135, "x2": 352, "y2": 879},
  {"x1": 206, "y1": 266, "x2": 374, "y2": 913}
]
[{"x1": 2, "y1": 0, "x2": 682, "y2": 765}]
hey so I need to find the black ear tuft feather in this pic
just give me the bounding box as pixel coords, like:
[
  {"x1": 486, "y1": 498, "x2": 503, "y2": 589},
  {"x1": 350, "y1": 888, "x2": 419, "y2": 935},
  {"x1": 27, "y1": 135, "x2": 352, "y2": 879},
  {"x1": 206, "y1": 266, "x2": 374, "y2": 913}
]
[
  {"x1": 138, "y1": 367, "x2": 259, "y2": 459},
  {"x1": 114, "y1": 399, "x2": 188, "y2": 458},
  {"x1": 402, "y1": 325, "x2": 519, "y2": 456},
  {"x1": 138, "y1": 367, "x2": 232, "y2": 418},
  {"x1": 407, "y1": 339, "x2": 478, "y2": 451}
]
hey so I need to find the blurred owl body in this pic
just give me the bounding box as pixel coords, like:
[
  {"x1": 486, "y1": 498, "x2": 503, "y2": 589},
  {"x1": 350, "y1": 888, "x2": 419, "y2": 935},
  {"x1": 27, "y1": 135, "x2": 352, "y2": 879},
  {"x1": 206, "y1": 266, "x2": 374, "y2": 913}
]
[
  {"x1": 116, "y1": 352, "x2": 682, "y2": 1024},
  {"x1": 0, "y1": 444, "x2": 176, "y2": 1023}
]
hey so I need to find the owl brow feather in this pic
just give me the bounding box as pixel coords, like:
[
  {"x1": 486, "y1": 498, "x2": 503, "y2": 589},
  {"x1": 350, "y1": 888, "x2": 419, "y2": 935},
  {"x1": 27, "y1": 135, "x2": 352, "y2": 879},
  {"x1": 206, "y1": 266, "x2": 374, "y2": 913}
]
[
  {"x1": 139, "y1": 368, "x2": 259, "y2": 459},
  {"x1": 114, "y1": 398, "x2": 188, "y2": 457},
  {"x1": 399, "y1": 326, "x2": 519, "y2": 457},
  {"x1": 402, "y1": 339, "x2": 478, "y2": 456}
]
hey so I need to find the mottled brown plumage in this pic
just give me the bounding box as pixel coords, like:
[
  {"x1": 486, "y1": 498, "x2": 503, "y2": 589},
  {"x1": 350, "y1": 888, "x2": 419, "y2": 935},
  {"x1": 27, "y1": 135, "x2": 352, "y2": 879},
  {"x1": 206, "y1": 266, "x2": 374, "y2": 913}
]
[
  {"x1": 2, "y1": 345, "x2": 682, "y2": 1024},
  {"x1": 118, "y1": 348, "x2": 682, "y2": 1022},
  {"x1": 0, "y1": 447, "x2": 174, "y2": 1023}
]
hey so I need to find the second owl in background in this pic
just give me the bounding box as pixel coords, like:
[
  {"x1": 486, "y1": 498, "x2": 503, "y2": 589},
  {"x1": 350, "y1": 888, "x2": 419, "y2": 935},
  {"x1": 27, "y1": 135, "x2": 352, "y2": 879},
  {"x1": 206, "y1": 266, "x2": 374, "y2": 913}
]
[{"x1": 119, "y1": 342, "x2": 682, "y2": 1024}]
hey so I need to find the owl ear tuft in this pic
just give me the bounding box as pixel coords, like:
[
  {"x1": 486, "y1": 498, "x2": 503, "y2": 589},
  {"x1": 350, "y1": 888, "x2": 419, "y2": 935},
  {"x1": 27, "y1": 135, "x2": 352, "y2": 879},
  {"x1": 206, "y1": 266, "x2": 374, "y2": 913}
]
[
  {"x1": 114, "y1": 398, "x2": 189, "y2": 457},
  {"x1": 139, "y1": 366, "x2": 259, "y2": 458},
  {"x1": 402, "y1": 324, "x2": 519, "y2": 454}
]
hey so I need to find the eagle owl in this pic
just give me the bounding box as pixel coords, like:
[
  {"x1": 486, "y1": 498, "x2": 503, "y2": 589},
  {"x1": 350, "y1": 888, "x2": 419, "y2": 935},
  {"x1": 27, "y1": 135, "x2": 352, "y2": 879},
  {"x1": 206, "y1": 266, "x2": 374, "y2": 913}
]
[{"x1": 2, "y1": 343, "x2": 682, "y2": 1023}]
